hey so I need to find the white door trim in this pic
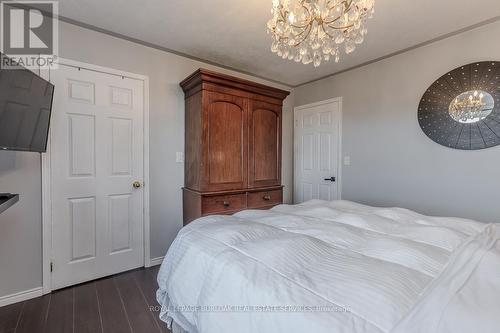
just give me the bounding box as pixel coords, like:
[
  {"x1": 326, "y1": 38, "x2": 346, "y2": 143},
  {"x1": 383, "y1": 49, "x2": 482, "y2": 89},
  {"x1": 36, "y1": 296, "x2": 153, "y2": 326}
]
[
  {"x1": 293, "y1": 97, "x2": 343, "y2": 203},
  {"x1": 41, "y1": 58, "x2": 151, "y2": 295}
]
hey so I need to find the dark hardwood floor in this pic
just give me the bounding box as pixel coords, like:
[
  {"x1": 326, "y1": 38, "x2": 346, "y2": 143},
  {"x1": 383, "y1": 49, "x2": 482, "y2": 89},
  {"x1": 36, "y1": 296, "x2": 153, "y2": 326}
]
[{"x1": 0, "y1": 266, "x2": 170, "y2": 333}]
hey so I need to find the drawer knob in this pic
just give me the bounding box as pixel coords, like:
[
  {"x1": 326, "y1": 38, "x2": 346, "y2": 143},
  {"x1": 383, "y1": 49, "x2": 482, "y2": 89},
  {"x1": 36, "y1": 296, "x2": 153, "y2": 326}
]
[
  {"x1": 223, "y1": 201, "x2": 230, "y2": 207},
  {"x1": 263, "y1": 195, "x2": 271, "y2": 201}
]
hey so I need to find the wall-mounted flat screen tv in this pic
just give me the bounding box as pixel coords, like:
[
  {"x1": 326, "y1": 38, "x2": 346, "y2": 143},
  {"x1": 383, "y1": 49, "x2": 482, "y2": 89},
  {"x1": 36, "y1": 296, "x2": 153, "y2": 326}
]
[{"x1": 0, "y1": 53, "x2": 55, "y2": 152}]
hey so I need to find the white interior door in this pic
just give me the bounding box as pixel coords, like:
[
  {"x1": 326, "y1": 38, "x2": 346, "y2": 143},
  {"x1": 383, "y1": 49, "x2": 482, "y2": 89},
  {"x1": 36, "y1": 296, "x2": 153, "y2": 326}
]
[
  {"x1": 294, "y1": 99, "x2": 342, "y2": 204},
  {"x1": 49, "y1": 64, "x2": 145, "y2": 290}
]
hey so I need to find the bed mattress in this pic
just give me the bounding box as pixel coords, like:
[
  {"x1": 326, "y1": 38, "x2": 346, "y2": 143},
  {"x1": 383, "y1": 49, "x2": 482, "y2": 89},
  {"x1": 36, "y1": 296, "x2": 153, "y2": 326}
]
[{"x1": 157, "y1": 200, "x2": 500, "y2": 333}]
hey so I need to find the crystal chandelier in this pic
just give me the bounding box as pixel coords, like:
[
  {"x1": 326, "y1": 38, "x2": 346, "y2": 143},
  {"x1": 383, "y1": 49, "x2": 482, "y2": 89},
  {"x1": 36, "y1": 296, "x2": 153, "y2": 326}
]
[
  {"x1": 267, "y1": 0, "x2": 375, "y2": 67},
  {"x1": 449, "y1": 90, "x2": 495, "y2": 124}
]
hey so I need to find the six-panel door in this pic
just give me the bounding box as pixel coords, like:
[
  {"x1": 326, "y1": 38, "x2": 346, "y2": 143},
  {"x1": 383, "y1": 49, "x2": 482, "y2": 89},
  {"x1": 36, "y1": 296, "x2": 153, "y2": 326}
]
[
  {"x1": 294, "y1": 100, "x2": 341, "y2": 203},
  {"x1": 50, "y1": 65, "x2": 144, "y2": 290},
  {"x1": 248, "y1": 100, "x2": 282, "y2": 188},
  {"x1": 202, "y1": 91, "x2": 248, "y2": 191}
]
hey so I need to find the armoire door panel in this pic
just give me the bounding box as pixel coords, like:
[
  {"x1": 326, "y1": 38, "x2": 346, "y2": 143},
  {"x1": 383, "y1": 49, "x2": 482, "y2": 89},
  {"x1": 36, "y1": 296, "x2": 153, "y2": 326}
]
[
  {"x1": 253, "y1": 109, "x2": 278, "y2": 181},
  {"x1": 202, "y1": 92, "x2": 248, "y2": 191},
  {"x1": 249, "y1": 100, "x2": 282, "y2": 188},
  {"x1": 208, "y1": 102, "x2": 243, "y2": 183}
]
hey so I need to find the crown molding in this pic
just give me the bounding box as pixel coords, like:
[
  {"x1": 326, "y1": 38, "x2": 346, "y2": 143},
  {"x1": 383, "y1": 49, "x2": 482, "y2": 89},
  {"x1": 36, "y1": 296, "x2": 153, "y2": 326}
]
[{"x1": 13, "y1": 3, "x2": 500, "y2": 88}]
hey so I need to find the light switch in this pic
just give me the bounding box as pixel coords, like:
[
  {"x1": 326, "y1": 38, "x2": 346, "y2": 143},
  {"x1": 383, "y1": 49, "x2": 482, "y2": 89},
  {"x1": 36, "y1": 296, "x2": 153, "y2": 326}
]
[
  {"x1": 344, "y1": 156, "x2": 351, "y2": 166},
  {"x1": 176, "y1": 152, "x2": 184, "y2": 163}
]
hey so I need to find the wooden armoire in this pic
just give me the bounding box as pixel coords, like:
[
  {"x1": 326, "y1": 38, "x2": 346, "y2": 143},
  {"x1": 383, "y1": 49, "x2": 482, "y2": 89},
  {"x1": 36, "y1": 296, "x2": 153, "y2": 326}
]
[{"x1": 181, "y1": 69, "x2": 290, "y2": 224}]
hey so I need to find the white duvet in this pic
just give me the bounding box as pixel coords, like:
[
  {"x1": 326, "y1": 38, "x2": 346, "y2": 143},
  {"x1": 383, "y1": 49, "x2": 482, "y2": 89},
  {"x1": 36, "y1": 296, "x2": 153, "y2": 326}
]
[{"x1": 157, "y1": 200, "x2": 500, "y2": 333}]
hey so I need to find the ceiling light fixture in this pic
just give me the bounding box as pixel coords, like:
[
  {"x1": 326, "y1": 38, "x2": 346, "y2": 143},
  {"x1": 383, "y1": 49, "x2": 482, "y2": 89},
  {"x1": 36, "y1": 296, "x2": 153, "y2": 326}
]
[{"x1": 267, "y1": 0, "x2": 375, "y2": 67}]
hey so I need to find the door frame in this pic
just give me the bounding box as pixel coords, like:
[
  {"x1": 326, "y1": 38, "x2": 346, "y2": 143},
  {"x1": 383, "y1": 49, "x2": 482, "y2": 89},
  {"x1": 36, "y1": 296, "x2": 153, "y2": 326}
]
[
  {"x1": 293, "y1": 97, "x2": 343, "y2": 203},
  {"x1": 41, "y1": 58, "x2": 151, "y2": 294}
]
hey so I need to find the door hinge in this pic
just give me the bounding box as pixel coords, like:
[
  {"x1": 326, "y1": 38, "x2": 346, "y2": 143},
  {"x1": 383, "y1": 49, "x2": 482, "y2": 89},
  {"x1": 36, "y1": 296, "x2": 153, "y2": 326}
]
[{"x1": 50, "y1": 262, "x2": 54, "y2": 273}]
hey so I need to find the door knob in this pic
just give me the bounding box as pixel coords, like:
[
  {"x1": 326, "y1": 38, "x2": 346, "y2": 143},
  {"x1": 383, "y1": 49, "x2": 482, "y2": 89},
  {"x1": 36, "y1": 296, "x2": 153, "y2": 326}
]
[
  {"x1": 132, "y1": 181, "x2": 142, "y2": 189},
  {"x1": 324, "y1": 177, "x2": 336, "y2": 182}
]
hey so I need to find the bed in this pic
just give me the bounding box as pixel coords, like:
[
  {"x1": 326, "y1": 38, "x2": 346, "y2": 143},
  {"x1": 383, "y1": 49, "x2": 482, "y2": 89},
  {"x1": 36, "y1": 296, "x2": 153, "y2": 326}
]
[{"x1": 156, "y1": 200, "x2": 500, "y2": 333}]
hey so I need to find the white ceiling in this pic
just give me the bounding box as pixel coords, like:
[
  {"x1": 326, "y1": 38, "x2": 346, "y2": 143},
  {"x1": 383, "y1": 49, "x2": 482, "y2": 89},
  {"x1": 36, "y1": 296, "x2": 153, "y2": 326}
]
[{"x1": 56, "y1": 0, "x2": 500, "y2": 86}]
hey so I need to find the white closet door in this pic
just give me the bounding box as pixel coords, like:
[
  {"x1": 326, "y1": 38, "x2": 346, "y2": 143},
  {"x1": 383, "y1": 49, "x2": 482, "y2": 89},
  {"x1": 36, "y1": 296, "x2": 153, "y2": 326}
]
[
  {"x1": 294, "y1": 99, "x2": 341, "y2": 203},
  {"x1": 50, "y1": 65, "x2": 144, "y2": 290}
]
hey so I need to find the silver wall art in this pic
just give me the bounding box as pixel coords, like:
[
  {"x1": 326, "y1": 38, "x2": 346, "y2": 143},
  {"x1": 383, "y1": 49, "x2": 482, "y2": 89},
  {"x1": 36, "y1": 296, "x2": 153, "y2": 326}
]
[{"x1": 418, "y1": 61, "x2": 500, "y2": 150}]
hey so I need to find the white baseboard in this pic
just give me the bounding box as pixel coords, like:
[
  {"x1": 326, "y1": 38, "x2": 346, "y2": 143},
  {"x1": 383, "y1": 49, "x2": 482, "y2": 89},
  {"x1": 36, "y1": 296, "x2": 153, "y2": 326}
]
[
  {"x1": 1, "y1": 258, "x2": 164, "y2": 307},
  {"x1": 148, "y1": 256, "x2": 165, "y2": 267},
  {"x1": 0, "y1": 287, "x2": 43, "y2": 307}
]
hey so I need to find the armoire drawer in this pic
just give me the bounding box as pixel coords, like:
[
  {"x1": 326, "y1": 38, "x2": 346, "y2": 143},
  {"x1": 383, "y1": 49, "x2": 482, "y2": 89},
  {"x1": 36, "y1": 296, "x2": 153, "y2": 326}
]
[
  {"x1": 247, "y1": 189, "x2": 283, "y2": 209},
  {"x1": 202, "y1": 193, "x2": 247, "y2": 214}
]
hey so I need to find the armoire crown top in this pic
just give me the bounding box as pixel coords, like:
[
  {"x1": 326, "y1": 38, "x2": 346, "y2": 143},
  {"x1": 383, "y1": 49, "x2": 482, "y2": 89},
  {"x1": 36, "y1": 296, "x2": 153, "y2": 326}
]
[{"x1": 180, "y1": 69, "x2": 290, "y2": 101}]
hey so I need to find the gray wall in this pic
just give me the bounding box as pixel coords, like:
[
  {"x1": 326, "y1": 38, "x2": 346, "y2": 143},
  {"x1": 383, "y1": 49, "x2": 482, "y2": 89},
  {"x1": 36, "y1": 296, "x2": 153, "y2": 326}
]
[
  {"x1": 294, "y1": 20, "x2": 500, "y2": 224},
  {"x1": 0, "y1": 21, "x2": 294, "y2": 298},
  {"x1": 0, "y1": 152, "x2": 43, "y2": 297}
]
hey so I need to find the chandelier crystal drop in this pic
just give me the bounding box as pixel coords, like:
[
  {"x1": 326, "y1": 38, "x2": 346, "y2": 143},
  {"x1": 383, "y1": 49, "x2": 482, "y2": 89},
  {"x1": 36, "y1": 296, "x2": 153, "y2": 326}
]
[{"x1": 267, "y1": 0, "x2": 375, "y2": 67}]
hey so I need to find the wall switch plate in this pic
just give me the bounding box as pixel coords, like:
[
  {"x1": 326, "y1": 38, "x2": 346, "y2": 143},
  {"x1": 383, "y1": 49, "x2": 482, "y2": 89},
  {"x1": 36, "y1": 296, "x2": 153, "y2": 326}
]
[
  {"x1": 176, "y1": 152, "x2": 184, "y2": 163},
  {"x1": 344, "y1": 156, "x2": 351, "y2": 166}
]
